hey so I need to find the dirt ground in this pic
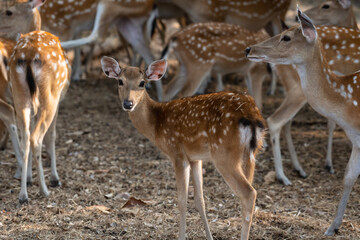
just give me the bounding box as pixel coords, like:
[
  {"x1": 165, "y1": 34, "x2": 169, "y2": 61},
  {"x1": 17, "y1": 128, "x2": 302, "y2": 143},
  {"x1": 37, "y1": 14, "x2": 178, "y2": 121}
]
[{"x1": 1, "y1": 1, "x2": 360, "y2": 239}]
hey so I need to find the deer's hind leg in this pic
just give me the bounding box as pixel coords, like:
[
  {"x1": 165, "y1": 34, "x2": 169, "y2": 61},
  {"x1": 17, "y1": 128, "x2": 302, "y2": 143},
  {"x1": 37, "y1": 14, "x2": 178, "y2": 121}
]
[
  {"x1": 30, "y1": 103, "x2": 59, "y2": 197},
  {"x1": 213, "y1": 150, "x2": 256, "y2": 240}
]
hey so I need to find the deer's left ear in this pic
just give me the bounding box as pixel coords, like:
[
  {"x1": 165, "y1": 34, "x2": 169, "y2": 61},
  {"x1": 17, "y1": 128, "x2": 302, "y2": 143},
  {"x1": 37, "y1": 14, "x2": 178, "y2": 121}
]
[
  {"x1": 338, "y1": 0, "x2": 351, "y2": 9},
  {"x1": 146, "y1": 59, "x2": 167, "y2": 81},
  {"x1": 297, "y1": 7, "x2": 317, "y2": 43},
  {"x1": 30, "y1": 0, "x2": 47, "y2": 9}
]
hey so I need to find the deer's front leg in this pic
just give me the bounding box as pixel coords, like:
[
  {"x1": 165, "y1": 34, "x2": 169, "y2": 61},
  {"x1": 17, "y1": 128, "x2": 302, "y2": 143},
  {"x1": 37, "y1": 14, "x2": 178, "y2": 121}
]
[
  {"x1": 190, "y1": 160, "x2": 213, "y2": 240},
  {"x1": 173, "y1": 158, "x2": 190, "y2": 240},
  {"x1": 325, "y1": 146, "x2": 360, "y2": 236}
]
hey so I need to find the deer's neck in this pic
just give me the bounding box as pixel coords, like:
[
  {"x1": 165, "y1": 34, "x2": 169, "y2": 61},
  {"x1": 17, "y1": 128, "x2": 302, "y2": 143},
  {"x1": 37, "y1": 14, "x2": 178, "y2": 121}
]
[
  {"x1": 128, "y1": 93, "x2": 161, "y2": 143},
  {"x1": 296, "y1": 41, "x2": 343, "y2": 116}
]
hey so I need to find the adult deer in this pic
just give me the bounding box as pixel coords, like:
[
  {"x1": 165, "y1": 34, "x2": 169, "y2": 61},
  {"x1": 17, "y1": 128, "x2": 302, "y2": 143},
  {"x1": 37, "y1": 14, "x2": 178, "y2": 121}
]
[
  {"x1": 161, "y1": 22, "x2": 270, "y2": 107},
  {"x1": 101, "y1": 57, "x2": 265, "y2": 240},
  {"x1": 247, "y1": 8, "x2": 360, "y2": 235},
  {"x1": 304, "y1": 0, "x2": 358, "y2": 29},
  {"x1": 265, "y1": 0, "x2": 360, "y2": 185},
  {"x1": 8, "y1": 31, "x2": 71, "y2": 204}
]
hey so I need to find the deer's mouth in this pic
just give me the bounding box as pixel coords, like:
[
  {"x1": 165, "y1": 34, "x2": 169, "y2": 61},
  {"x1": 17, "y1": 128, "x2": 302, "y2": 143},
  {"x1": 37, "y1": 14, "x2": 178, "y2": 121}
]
[{"x1": 246, "y1": 55, "x2": 268, "y2": 62}]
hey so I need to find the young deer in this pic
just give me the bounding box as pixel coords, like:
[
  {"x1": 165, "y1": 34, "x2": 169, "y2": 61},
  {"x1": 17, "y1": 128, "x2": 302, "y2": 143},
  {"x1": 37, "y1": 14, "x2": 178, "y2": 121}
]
[
  {"x1": 101, "y1": 57, "x2": 265, "y2": 240},
  {"x1": 8, "y1": 31, "x2": 71, "y2": 204},
  {"x1": 247, "y1": 8, "x2": 360, "y2": 235},
  {"x1": 161, "y1": 22, "x2": 270, "y2": 107},
  {"x1": 266, "y1": 9, "x2": 360, "y2": 184},
  {"x1": 304, "y1": 0, "x2": 358, "y2": 29}
]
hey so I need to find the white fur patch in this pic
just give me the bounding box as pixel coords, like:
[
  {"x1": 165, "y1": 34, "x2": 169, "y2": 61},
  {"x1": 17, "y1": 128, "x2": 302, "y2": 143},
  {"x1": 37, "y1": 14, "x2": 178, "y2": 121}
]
[{"x1": 239, "y1": 125, "x2": 252, "y2": 147}]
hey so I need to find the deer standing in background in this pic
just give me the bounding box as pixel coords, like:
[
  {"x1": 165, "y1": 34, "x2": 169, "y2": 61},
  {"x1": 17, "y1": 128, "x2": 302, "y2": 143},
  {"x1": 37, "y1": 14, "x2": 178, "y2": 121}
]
[
  {"x1": 101, "y1": 57, "x2": 265, "y2": 240},
  {"x1": 0, "y1": 38, "x2": 24, "y2": 179},
  {"x1": 8, "y1": 31, "x2": 71, "y2": 204},
  {"x1": 155, "y1": 0, "x2": 291, "y2": 97},
  {"x1": 48, "y1": 0, "x2": 164, "y2": 100},
  {"x1": 264, "y1": 0, "x2": 360, "y2": 185},
  {"x1": 0, "y1": 0, "x2": 46, "y2": 181},
  {"x1": 247, "y1": 8, "x2": 360, "y2": 235},
  {"x1": 157, "y1": 0, "x2": 291, "y2": 35},
  {"x1": 161, "y1": 22, "x2": 270, "y2": 107}
]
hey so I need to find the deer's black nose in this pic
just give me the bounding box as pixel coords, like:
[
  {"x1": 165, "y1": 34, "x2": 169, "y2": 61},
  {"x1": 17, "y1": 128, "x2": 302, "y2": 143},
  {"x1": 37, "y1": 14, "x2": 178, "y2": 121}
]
[
  {"x1": 245, "y1": 47, "x2": 251, "y2": 57},
  {"x1": 123, "y1": 100, "x2": 133, "y2": 110}
]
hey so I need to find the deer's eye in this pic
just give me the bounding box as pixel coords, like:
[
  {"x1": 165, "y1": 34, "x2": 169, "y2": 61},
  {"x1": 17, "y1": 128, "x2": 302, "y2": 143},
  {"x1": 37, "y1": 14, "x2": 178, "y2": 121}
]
[
  {"x1": 322, "y1": 4, "x2": 330, "y2": 9},
  {"x1": 139, "y1": 80, "x2": 145, "y2": 88},
  {"x1": 6, "y1": 11, "x2": 12, "y2": 16},
  {"x1": 3, "y1": 57, "x2": 7, "y2": 67},
  {"x1": 118, "y1": 79, "x2": 123, "y2": 86},
  {"x1": 281, "y1": 35, "x2": 291, "y2": 42}
]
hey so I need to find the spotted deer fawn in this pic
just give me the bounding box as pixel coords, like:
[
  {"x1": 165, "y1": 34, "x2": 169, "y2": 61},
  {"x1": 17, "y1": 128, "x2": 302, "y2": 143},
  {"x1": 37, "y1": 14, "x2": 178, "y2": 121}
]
[
  {"x1": 101, "y1": 57, "x2": 265, "y2": 240},
  {"x1": 161, "y1": 22, "x2": 270, "y2": 107},
  {"x1": 264, "y1": 0, "x2": 360, "y2": 185},
  {"x1": 8, "y1": 31, "x2": 71, "y2": 204},
  {"x1": 247, "y1": 8, "x2": 360, "y2": 235}
]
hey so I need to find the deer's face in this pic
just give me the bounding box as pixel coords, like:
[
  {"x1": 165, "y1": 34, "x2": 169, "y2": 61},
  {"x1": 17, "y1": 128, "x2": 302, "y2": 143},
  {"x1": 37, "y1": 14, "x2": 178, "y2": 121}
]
[
  {"x1": 247, "y1": 8, "x2": 319, "y2": 66},
  {"x1": 0, "y1": 0, "x2": 45, "y2": 37},
  {"x1": 115, "y1": 67, "x2": 147, "y2": 112},
  {"x1": 304, "y1": 0, "x2": 351, "y2": 27},
  {"x1": 101, "y1": 57, "x2": 167, "y2": 112}
]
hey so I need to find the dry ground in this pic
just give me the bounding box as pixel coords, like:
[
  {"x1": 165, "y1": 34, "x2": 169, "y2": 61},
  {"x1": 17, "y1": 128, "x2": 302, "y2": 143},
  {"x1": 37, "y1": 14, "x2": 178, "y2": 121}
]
[
  {"x1": 0, "y1": 74, "x2": 359, "y2": 239},
  {"x1": 1, "y1": 0, "x2": 360, "y2": 239}
]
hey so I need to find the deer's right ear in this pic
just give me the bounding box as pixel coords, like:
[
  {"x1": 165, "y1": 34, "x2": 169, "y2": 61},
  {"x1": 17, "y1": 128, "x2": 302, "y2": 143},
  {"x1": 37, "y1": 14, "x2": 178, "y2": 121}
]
[
  {"x1": 101, "y1": 56, "x2": 121, "y2": 79},
  {"x1": 297, "y1": 7, "x2": 317, "y2": 43}
]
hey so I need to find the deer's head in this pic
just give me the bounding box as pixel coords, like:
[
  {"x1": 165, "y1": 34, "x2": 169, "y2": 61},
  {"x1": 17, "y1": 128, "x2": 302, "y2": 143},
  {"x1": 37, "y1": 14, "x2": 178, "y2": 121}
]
[
  {"x1": 304, "y1": 0, "x2": 354, "y2": 28},
  {"x1": 246, "y1": 7, "x2": 318, "y2": 66},
  {"x1": 101, "y1": 57, "x2": 167, "y2": 112}
]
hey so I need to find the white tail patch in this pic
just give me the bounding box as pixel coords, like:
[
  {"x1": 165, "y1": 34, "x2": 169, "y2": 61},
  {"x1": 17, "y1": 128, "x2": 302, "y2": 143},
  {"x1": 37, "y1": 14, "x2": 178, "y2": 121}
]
[{"x1": 239, "y1": 125, "x2": 252, "y2": 148}]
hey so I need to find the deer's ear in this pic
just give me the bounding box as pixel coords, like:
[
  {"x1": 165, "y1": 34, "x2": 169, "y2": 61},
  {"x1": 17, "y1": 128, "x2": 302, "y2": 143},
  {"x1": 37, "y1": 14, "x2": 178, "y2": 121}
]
[
  {"x1": 338, "y1": 0, "x2": 351, "y2": 9},
  {"x1": 297, "y1": 7, "x2": 317, "y2": 43},
  {"x1": 145, "y1": 59, "x2": 167, "y2": 81},
  {"x1": 30, "y1": 0, "x2": 47, "y2": 9},
  {"x1": 101, "y1": 56, "x2": 121, "y2": 78}
]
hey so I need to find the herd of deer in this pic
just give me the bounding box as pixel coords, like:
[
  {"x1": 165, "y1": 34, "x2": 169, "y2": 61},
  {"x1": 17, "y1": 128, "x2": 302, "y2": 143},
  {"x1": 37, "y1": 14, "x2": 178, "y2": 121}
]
[{"x1": 0, "y1": 0, "x2": 359, "y2": 239}]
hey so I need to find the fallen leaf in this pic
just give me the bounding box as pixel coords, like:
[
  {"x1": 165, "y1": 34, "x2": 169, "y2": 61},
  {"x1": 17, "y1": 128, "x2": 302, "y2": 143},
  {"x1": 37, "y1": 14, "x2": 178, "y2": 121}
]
[
  {"x1": 264, "y1": 171, "x2": 276, "y2": 185},
  {"x1": 104, "y1": 193, "x2": 114, "y2": 199},
  {"x1": 122, "y1": 197, "x2": 147, "y2": 209},
  {"x1": 85, "y1": 205, "x2": 111, "y2": 214}
]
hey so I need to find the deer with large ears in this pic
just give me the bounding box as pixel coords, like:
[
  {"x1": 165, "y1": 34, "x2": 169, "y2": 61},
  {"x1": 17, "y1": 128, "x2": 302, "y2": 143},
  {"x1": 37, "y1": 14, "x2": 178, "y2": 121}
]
[
  {"x1": 247, "y1": 8, "x2": 360, "y2": 236},
  {"x1": 304, "y1": 0, "x2": 358, "y2": 29},
  {"x1": 101, "y1": 57, "x2": 266, "y2": 240}
]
